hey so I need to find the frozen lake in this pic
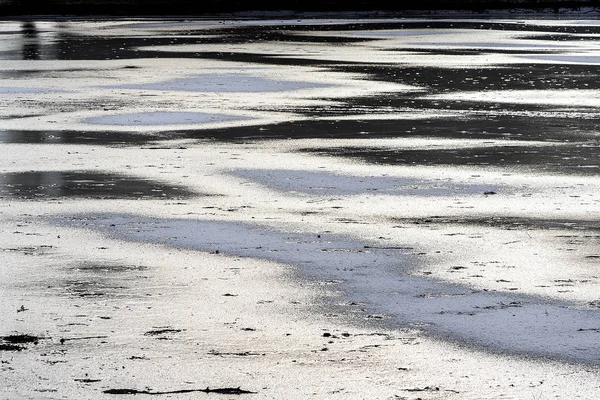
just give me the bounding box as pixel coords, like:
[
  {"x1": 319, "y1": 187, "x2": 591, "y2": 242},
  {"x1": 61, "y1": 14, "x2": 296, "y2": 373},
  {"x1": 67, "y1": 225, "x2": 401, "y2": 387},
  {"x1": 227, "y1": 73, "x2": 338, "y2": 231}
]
[{"x1": 1, "y1": 16, "x2": 600, "y2": 398}]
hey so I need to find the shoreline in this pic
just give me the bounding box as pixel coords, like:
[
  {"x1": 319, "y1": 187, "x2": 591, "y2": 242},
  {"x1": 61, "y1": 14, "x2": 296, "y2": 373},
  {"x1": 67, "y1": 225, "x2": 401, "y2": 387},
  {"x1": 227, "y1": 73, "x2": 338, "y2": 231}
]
[{"x1": 1, "y1": 6, "x2": 600, "y2": 19}]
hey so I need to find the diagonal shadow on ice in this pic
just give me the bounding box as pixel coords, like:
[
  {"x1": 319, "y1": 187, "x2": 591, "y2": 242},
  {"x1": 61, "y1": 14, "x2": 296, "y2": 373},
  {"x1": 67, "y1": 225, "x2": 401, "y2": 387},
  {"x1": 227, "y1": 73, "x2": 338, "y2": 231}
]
[
  {"x1": 83, "y1": 111, "x2": 247, "y2": 127},
  {"x1": 59, "y1": 214, "x2": 600, "y2": 364},
  {"x1": 102, "y1": 73, "x2": 330, "y2": 93},
  {"x1": 230, "y1": 169, "x2": 498, "y2": 196}
]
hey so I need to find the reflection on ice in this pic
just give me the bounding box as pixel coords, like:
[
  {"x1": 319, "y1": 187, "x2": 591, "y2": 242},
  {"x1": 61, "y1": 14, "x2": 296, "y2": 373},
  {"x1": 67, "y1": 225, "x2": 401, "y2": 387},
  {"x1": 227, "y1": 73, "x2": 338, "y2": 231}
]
[
  {"x1": 0, "y1": 171, "x2": 198, "y2": 200},
  {"x1": 303, "y1": 140, "x2": 599, "y2": 175},
  {"x1": 0, "y1": 130, "x2": 163, "y2": 144}
]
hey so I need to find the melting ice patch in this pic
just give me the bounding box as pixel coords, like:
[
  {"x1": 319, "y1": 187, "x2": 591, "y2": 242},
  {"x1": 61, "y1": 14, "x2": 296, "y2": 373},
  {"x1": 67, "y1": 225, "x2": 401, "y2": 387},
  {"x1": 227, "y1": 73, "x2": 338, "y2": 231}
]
[
  {"x1": 83, "y1": 111, "x2": 246, "y2": 126},
  {"x1": 105, "y1": 73, "x2": 330, "y2": 93}
]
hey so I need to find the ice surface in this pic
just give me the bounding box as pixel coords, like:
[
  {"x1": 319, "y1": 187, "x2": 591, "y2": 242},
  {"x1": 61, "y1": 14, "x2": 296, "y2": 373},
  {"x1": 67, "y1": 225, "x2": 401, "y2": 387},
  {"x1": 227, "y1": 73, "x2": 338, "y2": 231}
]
[{"x1": 2, "y1": 16, "x2": 600, "y2": 399}]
